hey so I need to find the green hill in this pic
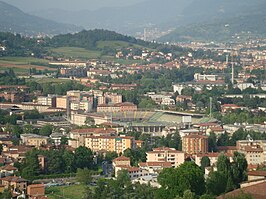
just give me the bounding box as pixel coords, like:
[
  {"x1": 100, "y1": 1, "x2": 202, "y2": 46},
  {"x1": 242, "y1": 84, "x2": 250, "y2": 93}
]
[
  {"x1": 0, "y1": 1, "x2": 81, "y2": 36},
  {"x1": 159, "y1": 1, "x2": 266, "y2": 42}
]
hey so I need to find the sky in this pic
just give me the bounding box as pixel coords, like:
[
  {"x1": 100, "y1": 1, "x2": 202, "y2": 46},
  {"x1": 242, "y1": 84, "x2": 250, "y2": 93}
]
[{"x1": 1, "y1": 0, "x2": 146, "y2": 11}]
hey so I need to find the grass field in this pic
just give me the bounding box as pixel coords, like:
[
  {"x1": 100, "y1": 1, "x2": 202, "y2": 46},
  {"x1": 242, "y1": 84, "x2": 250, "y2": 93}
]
[
  {"x1": 97, "y1": 40, "x2": 143, "y2": 49},
  {"x1": 50, "y1": 47, "x2": 102, "y2": 59},
  {"x1": 46, "y1": 184, "x2": 87, "y2": 199},
  {"x1": 26, "y1": 77, "x2": 71, "y2": 84},
  {"x1": 0, "y1": 57, "x2": 55, "y2": 74}
]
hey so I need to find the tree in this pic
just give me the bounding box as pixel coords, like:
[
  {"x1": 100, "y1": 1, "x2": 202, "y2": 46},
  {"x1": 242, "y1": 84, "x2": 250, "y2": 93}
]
[
  {"x1": 231, "y1": 152, "x2": 248, "y2": 186},
  {"x1": 208, "y1": 133, "x2": 217, "y2": 152},
  {"x1": 47, "y1": 151, "x2": 64, "y2": 174},
  {"x1": 39, "y1": 125, "x2": 53, "y2": 136},
  {"x1": 157, "y1": 162, "x2": 205, "y2": 199},
  {"x1": 206, "y1": 171, "x2": 228, "y2": 196},
  {"x1": 0, "y1": 188, "x2": 12, "y2": 199},
  {"x1": 76, "y1": 168, "x2": 92, "y2": 185},
  {"x1": 175, "y1": 190, "x2": 195, "y2": 199},
  {"x1": 21, "y1": 149, "x2": 40, "y2": 180},
  {"x1": 85, "y1": 117, "x2": 95, "y2": 126},
  {"x1": 200, "y1": 156, "x2": 211, "y2": 170},
  {"x1": 62, "y1": 150, "x2": 76, "y2": 173},
  {"x1": 75, "y1": 146, "x2": 94, "y2": 169}
]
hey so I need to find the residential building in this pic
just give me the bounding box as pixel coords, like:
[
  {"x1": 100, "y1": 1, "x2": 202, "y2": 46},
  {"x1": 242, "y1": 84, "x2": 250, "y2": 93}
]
[
  {"x1": 37, "y1": 95, "x2": 56, "y2": 107},
  {"x1": 85, "y1": 135, "x2": 135, "y2": 154},
  {"x1": 20, "y1": 134, "x2": 48, "y2": 147},
  {"x1": 237, "y1": 139, "x2": 266, "y2": 165},
  {"x1": 146, "y1": 147, "x2": 185, "y2": 168},
  {"x1": 27, "y1": 184, "x2": 45, "y2": 199},
  {"x1": 68, "y1": 128, "x2": 117, "y2": 148},
  {"x1": 182, "y1": 134, "x2": 208, "y2": 155},
  {"x1": 139, "y1": 161, "x2": 172, "y2": 174},
  {"x1": 0, "y1": 176, "x2": 27, "y2": 193}
]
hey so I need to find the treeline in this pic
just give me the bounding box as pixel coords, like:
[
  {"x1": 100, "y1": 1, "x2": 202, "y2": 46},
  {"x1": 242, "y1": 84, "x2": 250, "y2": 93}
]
[
  {"x1": 0, "y1": 69, "x2": 25, "y2": 85},
  {"x1": 86, "y1": 153, "x2": 248, "y2": 199},
  {"x1": 0, "y1": 32, "x2": 46, "y2": 57},
  {"x1": 26, "y1": 80, "x2": 86, "y2": 95},
  {"x1": 15, "y1": 146, "x2": 95, "y2": 181}
]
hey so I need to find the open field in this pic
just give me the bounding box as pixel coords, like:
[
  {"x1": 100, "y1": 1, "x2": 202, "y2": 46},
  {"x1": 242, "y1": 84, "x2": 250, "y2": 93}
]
[
  {"x1": 50, "y1": 47, "x2": 101, "y2": 59},
  {"x1": 97, "y1": 40, "x2": 144, "y2": 49},
  {"x1": 26, "y1": 77, "x2": 71, "y2": 84},
  {"x1": 0, "y1": 57, "x2": 55, "y2": 74},
  {"x1": 46, "y1": 184, "x2": 87, "y2": 199}
]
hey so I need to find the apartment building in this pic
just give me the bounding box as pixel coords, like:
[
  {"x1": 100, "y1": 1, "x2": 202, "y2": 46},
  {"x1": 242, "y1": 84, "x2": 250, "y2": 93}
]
[
  {"x1": 182, "y1": 134, "x2": 208, "y2": 155},
  {"x1": 68, "y1": 128, "x2": 117, "y2": 148},
  {"x1": 84, "y1": 135, "x2": 135, "y2": 154},
  {"x1": 20, "y1": 134, "x2": 48, "y2": 147},
  {"x1": 146, "y1": 147, "x2": 185, "y2": 168},
  {"x1": 37, "y1": 95, "x2": 56, "y2": 107},
  {"x1": 237, "y1": 139, "x2": 266, "y2": 166}
]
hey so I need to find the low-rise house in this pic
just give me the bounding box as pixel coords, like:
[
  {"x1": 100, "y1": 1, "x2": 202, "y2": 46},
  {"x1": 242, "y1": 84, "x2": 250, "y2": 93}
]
[
  {"x1": 27, "y1": 184, "x2": 45, "y2": 199},
  {"x1": 139, "y1": 162, "x2": 172, "y2": 174},
  {"x1": 0, "y1": 176, "x2": 27, "y2": 193},
  {"x1": 0, "y1": 164, "x2": 18, "y2": 177}
]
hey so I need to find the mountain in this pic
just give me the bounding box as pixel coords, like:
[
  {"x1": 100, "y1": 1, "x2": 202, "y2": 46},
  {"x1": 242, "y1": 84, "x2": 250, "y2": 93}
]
[
  {"x1": 159, "y1": 0, "x2": 266, "y2": 42},
  {"x1": 29, "y1": 0, "x2": 194, "y2": 35},
  {"x1": 0, "y1": 1, "x2": 81, "y2": 36}
]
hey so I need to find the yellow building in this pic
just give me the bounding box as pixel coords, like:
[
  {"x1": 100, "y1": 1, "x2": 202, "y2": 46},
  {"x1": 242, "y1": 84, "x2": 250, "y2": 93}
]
[
  {"x1": 20, "y1": 134, "x2": 48, "y2": 147},
  {"x1": 85, "y1": 135, "x2": 134, "y2": 154}
]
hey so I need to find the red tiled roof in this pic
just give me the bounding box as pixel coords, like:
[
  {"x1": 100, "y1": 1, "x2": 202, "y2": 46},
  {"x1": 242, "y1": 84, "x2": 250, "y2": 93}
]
[
  {"x1": 216, "y1": 181, "x2": 266, "y2": 199},
  {"x1": 139, "y1": 162, "x2": 172, "y2": 167},
  {"x1": 113, "y1": 156, "x2": 130, "y2": 162},
  {"x1": 1, "y1": 164, "x2": 17, "y2": 171},
  {"x1": 248, "y1": 170, "x2": 266, "y2": 177},
  {"x1": 244, "y1": 146, "x2": 263, "y2": 152}
]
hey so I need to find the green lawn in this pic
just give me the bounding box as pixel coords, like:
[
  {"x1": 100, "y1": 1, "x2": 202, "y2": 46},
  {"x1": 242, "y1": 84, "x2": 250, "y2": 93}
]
[
  {"x1": 0, "y1": 56, "x2": 49, "y2": 65},
  {"x1": 97, "y1": 40, "x2": 143, "y2": 49},
  {"x1": 26, "y1": 77, "x2": 71, "y2": 84},
  {"x1": 46, "y1": 184, "x2": 87, "y2": 199},
  {"x1": 50, "y1": 47, "x2": 102, "y2": 59},
  {"x1": 0, "y1": 56, "x2": 54, "y2": 74}
]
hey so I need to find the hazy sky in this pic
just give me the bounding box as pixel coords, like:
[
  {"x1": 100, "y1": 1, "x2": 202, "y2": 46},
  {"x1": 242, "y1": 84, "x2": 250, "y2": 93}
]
[{"x1": 2, "y1": 0, "x2": 146, "y2": 11}]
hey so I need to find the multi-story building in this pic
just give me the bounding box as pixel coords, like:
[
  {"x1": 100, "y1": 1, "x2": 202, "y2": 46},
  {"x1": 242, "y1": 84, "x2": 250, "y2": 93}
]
[
  {"x1": 146, "y1": 147, "x2": 185, "y2": 168},
  {"x1": 194, "y1": 73, "x2": 218, "y2": 82},
  {"x1": 237, "y1": 139, "x2": 266, "y2": 166},
  {"x1": 182, "y1": 134, "x2": 208, "y2": 155},
  {"x1": 105, "y1": 93, "x2": 123, "y2": 104},
  {"x1": 37, "y1": 95, "x2": 56, "y2": 107},
  {"x1": 20, "y1": 134, "x2": 48, "y2": 147},
  {"x1": 68, "y1": 128, "x2": 117, "y2": 148},
  {"x1": 84, "y1": 135, "x2": 135, "y2": 154},
  {"x1": 97, "y1": 102, "x2": 137, "y2": 113},
  {"x1": 56, "y1": 96, "x2": 68, "y2": 109}
]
